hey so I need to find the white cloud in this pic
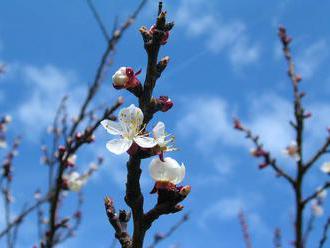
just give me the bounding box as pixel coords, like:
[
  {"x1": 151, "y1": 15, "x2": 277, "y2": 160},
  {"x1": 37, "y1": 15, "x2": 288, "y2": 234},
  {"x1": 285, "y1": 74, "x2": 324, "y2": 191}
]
[
  {"x1": 175, "y1": 0, "x2": 260, "y2": 68},
  {"x1": 246, "y1": 94, "x2": 294, "y2": 155},
  {"x1": 200, "y1": 193, "x2": 263, "y2": 226},
  {"x1": 17, "y1": 64, "x2": 84, "y2": 139},
  {"x1": 176, "y1": 96, "x2": 243, "y2": 152},
  {"x1": 296, "y1": 40, "x2": 329, "y2": 80}
]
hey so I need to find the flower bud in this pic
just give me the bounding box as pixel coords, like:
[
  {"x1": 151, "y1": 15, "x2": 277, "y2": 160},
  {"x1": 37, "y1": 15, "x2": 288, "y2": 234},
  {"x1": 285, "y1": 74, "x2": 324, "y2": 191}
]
[
  {"x1": 250, "y1": 147, "x2": 267, "y2": 157},
  {"x1": 58, "y1": 145, "x2": 66, "y2": 154},
  {"x1": 179, "y1": 185, "x2": 191, "y2": 197},
  {"x1": 112, "y1": 67, "x2": 141, "y2": 89},
  {"x1": 259, "y1": 163, "x2": 269, "y2": 170},
  {"x1": 158, "y1": 96, "x2": 173, "y2": 112},
  {"x1": 149, "y1": 157, "x2": 185, "y2": 185},
  {"x1": 149, "y1": 25, "x2": 170, "y2": 45},
  {"x1": 233, "y1": 118, "x2": 244, "y2": 131}
]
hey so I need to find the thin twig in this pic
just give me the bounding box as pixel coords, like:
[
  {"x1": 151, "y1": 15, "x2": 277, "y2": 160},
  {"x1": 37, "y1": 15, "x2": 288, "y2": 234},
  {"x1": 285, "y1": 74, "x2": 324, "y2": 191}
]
[
  {"x1": 238, "y1": 210, "x2": 253, "y2": 248},
  {"x1": 147, "y1": 213, "x2": 189, "y2": 248},
  {"x1": 319, "y1": 216, "x2": 330, "y2": 248}
]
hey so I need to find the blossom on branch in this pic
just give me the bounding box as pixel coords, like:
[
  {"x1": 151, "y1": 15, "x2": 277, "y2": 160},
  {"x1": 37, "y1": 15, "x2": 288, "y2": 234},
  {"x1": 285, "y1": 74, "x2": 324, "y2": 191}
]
[
  {"x1": 149, "y1": 157, "x2": 185, "y2": 187},
  {"x1": 63, "y1": 172, "x2": 88, "y2": 192},
  {"x1": 153, "y1": 122, "x2": 177, "y2": 154},
  {"x1": 101, "y1": 104, "x2": 157, "y2": 155},
  {"x1": 157, "y1": 96, "x2": 173, "y2": 112},
  {"x1": 112, "y1": 67, "x2": 141, "y2": 89},
  {"x1": 283, "y1": 141, "x2": 300, "y2": 161},
  {"x1": 321, "y1": 162, "x2": 330, "y2": 174}
]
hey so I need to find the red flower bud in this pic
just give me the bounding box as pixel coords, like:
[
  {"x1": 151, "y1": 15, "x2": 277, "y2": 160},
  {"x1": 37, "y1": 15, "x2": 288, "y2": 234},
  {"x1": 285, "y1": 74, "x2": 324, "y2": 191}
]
[
  {"x1": 233, "y1": 118, "x2": 244, "y2": 131},
  {"x1": 149, "y1": 25, "x2": 170, "y2": 45},
  {"x1": 259, "y1": 163, "x2": 269, "y2": 170},
  {"x1": 158, "y1": 96, "x2": 173, "y2": 112},
  {"x1": 58, "y1": 145, "x2": 66, "y2": 154}
]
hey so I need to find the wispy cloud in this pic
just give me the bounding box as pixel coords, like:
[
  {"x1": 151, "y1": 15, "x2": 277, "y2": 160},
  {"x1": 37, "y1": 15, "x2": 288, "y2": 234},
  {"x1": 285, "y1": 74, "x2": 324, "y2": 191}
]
[
  {"x1": 175, "y1": 0, "x2": 260, "y2": 68},
  {"x1": 17, "y1": 64, "x2": 84, "y2": 140},
  {"x1": 296, "y1": 40, "x2": 329, "y2": 80},
  {"x1": 200, "y1": 193, "x2": 263, "y2": 224},
  {"x1": 176, "y1": 96, "x2": 243, "y2": 152}
]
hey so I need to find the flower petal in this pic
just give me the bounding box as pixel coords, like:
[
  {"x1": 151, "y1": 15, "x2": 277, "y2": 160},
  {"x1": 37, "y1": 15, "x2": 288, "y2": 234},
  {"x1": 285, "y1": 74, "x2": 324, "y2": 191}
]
[
  {"x1": 149, "y1": 157, "x2": 186, "y2": 184},
  {"x1": 119, "y1": 104, "x2": 144, "y2": 132},
  {"x1": 149, "y1": 158, "x2": 166, "y2": 182},
  {"x1": 106, "y1": 138, "x2": 132, "y2": 155},
  {"x1": 153, "y1": 121, "x2": 165, "y2": 140},
  {"x1": 101, "y1": 119, "x2": 123, "y2": 135},
  {"x1": 134, "y1": 136, "x2": 157, "y2": 148}
]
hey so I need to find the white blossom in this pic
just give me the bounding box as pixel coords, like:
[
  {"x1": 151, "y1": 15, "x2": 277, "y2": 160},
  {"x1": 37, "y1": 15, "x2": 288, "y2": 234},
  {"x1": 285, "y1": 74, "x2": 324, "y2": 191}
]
[
  {"x1": 152, "y1": 121, "x2": 176, "y2": 152},
  {"x1": 112, "y1": 67, "x2": 129, "y2": 88},
  {"x1": 0, "y1": 139, "x2": 7, "y2": 149},
  {"x1": 65, "y1": 172, "x2": 87, "y2": 192},
  {"x1": 283, "y1": 141, "x2": 300, "y2": 161},
  {"x1": 149, "y1": 157, "x2": 185, "y2": 185},
  {"x1": 101, "y1": 104, "x2": 157, "y2": 155},
  {"x1": 311, "y1": 201, "x2": 324, "y2": 217},
  {"x1": 321, "y1": 162, "x2": 330, "y2": 174},
  {"x1": 316, "y1": 187, "x2": 327, "y2": 199}
]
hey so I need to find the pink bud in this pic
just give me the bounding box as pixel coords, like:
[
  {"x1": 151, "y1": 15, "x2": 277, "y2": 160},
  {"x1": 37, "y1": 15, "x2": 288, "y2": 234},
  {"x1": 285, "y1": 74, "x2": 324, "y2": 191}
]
[
  {"x1": 233, "y1": 118, "x2": 244, "y2": 131},
  {"x1": 125, "y1": 67, "x2": 141, "y2": 89},
  {"x1": 75, "y1": 132, "x2": 83, "y2": 140},
  {"x1": 179, "y1": 185, "x2": 191, "y2": 197},
  {"x1": 296, "y1": 75, "x2": 302, "y2": 82},
  {"x1": 58, "y1": 145, "x2": 66, "y2": 154},
  {"x1": 158, "y1": 96, "x2": 173, "y2": 112},
  {"x1": 304, "y1": 112, "x2": 312, "y2": 119},
  {"x1": 149, "y1": 25, "x2": 170, "y2": 45},
  {"x1": 259, "y1": 163, "x2": 269, "y2": 170},
  {"x1": 251, "y1": 148, "x2": 268, "y2": 157}
]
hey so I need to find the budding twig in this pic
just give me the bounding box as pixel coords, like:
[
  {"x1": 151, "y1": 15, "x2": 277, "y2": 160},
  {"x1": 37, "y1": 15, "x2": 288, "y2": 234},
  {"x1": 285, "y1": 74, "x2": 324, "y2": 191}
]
[{"x1": 238, "y1": 210, "x2": 253, "y2": 248}]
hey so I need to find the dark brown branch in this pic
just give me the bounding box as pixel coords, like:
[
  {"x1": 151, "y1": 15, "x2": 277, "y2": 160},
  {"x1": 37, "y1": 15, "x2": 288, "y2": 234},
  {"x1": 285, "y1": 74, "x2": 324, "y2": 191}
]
[
  {"x1": 105, "y1": 197, "x2": 132, "y2": 248},
  {"x1": 46, "y1": 99, "x2": 123, "y2": 247},
  {"x1": 279, "y1": 26, "x2": 305, "y2": 248},
  {"x1": 44, "y1": 1, "x2": 147, "y2": 245},
  {"x1": 125, "y1": 156, "x2": 145, "y2": 248}
]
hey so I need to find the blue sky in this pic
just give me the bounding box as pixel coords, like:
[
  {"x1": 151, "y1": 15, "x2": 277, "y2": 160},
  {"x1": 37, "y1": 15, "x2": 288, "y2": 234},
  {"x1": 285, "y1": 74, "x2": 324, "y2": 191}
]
[{"x1": 1, "y1": 0, "x2": 330, "y2": 247}]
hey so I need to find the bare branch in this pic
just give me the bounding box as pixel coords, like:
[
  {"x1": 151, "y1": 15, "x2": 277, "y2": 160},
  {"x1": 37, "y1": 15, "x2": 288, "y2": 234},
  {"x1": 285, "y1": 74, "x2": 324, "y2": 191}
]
[
  {"x1": 86, "y1": 0, "x2": 111, "y2": 42},
  {"x1": 302, "y1": 182, "x2": 330, "y2": 206},
  {"x1": 234, "y1": 119, "x2": 295, "y2": 186},
  {"x1": 319, "y1": 216, "x2": 330, "y2": 248},
  {"x1": 147, "y1": 213, "x2": 189, "y2": 248}
]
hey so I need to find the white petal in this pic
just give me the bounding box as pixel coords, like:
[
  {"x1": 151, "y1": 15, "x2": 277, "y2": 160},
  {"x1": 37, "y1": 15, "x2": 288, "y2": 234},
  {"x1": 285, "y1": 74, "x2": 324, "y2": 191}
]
[
  {"x1": 68, "y1": 172, "x2": 80, "y2": 181},
  {"x1": 149, "y1": 157, "x2": 186, "y2": 184},
  {"x1": 165, "y1": 159, "x2": 185, "y2": 184},
  {"x1": 321, "y1": 162, "x2": 330, "y2": 174},
  {"x1": 153, "y1": 121, "x2": 165, "y2": 140},
  {"x1": 101, "y1": 119, "x2": 123, "y2": 135},
  {"x1": 106, "y1": 138, "x2": 132, "y2": 155},
  {"x1": 119, "y1": 104, "x2": 144, "y2": 132},
  {"x1": 134, "y1": 136, "x2": 157, "y2": 148},
  {"x1": 112, "y1": 67, "x2": 128, "y2": 86},
  {"x1": 149, "y1": 158, "x2": 166, "y2": 182}
]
